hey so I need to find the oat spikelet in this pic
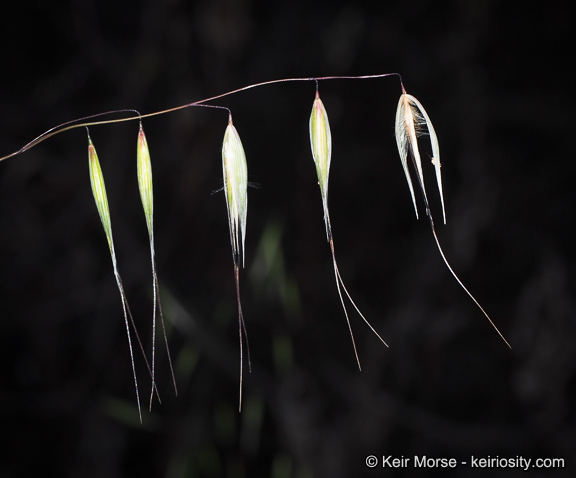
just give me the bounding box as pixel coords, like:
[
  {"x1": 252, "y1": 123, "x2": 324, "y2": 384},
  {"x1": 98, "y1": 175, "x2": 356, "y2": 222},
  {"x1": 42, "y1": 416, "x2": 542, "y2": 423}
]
[
  {"x1": 221, "y1": 114, "x2": 251, "y2": 411},
  {"x1": 394, "y1": 91, "x2": 510, "y2": 348},
  {"x1": 88, "y1": 133, "x2": 143, "y2": 422},
  {"x1": 222, "y1": 115, "x2": 248, "y2": 267},
  {"x1": 309, "y1": 90, "x2": 388, "y2": 370},
  {"x1": 395, "y1": 92, "x2": 445, "y2": 224},
  {"x1": 136, "y1": 122, "x2": 178, "y2": 410},
  {"x1": 309, "y1": 91, "x2": 332, "y2": 239}
]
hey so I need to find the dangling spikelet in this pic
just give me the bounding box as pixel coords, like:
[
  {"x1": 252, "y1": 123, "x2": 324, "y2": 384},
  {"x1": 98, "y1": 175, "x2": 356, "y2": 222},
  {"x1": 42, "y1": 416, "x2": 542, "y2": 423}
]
[
  {"x1": 88, "y1": 132, "x2": 143, "y2": 422},
  {"x1": 309, "y1": 91, "x2": 332, "y2": 239},
  {"x1": 136, "y1": 122, "x2": 178, "y2": 410},
  {"x1": 395, "y1": 92, "x2": 445, "y2": 224},
  {"x1": 137, "y1": 123, "x2": 154, "y2": 239},
  {"x1": 309, "y1": 90, "x2": 388, "y2": 370},
  {"x1": 394, "y1": 90, "x2": 510, "y2": 348},
  {"x1": 222, "y1": 114, "x2": 248, "y2": 266},
  {"x1": 221, "y1": 113, "x2": 251, "y2": 411}
]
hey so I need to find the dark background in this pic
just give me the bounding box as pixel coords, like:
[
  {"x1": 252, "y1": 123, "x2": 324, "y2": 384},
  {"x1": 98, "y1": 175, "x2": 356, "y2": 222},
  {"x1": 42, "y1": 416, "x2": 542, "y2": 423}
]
[{"x1": 0, "y1": 1, "x2": 574, "y2": 477}]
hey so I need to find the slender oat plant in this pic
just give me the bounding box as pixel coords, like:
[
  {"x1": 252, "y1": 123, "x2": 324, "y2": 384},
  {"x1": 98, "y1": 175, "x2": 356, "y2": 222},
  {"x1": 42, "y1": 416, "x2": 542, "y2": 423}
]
[
  {"x1": 394, "y1": 86, "x2": 511, "y2": 348},
  {"x1": 0, "y1": 72, "x2": 510, "y2": 416},
  {"x1": 309, "y1": 88, "x2": 388, "y2": 369},
  {"x1": 221, "y1": 113, "x2": 251, "y2": 411},
  {"x1": 136, "y1": 122, "x2": 178, "y2": 409}
]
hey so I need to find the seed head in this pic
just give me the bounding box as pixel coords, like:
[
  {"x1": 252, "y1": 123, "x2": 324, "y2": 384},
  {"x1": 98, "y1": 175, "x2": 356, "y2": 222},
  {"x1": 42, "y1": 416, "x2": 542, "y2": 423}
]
[
  {"x1": 88, "y1": 135, "x2": 114, "y2": 253},
  {"x1": 137, "y1": 122, "x2": 154, "y2": 239},
  {"x1": 309, "y1": 90, "x2": 332, "y2": 238},
  {"x1": 222, "y1": 114, "x2": 248, "y2": 267},
  {"x1": 395, "y1": 92, "x2": 445, "y2": 224}
]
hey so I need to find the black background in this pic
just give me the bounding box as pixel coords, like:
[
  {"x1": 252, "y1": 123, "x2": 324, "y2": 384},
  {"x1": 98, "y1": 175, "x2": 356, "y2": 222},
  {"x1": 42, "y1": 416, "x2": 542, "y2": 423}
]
[{"x1": 0, "y1": 1, "x2": 574, "y2": 477}]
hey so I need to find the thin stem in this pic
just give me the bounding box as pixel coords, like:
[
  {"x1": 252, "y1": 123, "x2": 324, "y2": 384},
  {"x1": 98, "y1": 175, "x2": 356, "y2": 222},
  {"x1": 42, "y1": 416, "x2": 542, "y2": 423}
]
[{"x1": 1, "y1": 73, "x2": 403, "y2": 162}]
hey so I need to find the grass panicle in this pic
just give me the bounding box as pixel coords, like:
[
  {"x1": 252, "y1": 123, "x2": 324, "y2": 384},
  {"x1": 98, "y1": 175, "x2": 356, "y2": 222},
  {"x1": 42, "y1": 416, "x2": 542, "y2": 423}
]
[
  {"x1": 221, "y1": 113, "x2": 251, "y2": 411},
  {"x1": 0, "y1": 74, "x2": 512, "y2": 417},
  {"x1": 88, "y1": 132, "x2": 144, "y2": 422},
  {"x1": 136, "y1": 123, "x2": 178, "y2": 410},
  {"x1": 394, "y1": 90, "x2": 510, "y2": 348},
  {"x1": 309, "y1": 89, "x2": 388, "y2": 370}
]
